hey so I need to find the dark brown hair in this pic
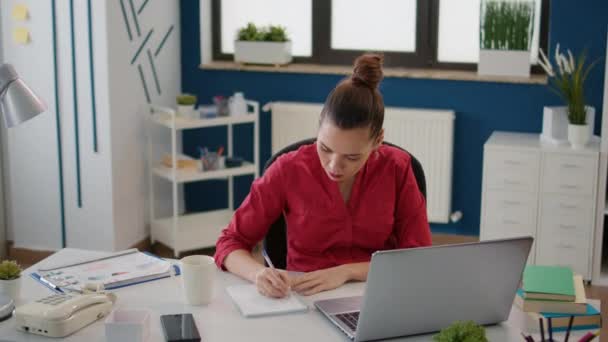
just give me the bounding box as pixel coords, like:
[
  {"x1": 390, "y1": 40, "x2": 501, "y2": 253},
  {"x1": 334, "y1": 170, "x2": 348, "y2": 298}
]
[{"x1": 320, "y1": 53, "x2": 385, "y2": 138}]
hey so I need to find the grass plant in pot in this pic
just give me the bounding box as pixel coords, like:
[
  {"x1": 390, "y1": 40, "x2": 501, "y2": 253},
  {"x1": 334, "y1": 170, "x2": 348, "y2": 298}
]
[
  {"x1": 538, "y1": 44, "x2": 599, "y2": 149},
  {"x1": 234, "y1": 23, "x2": 292, "y2": 66},
  {"x1": 478, "y1": 0, "x2": 535, "y2": 78},
  {"x1": 0, "y1": 260, "x2": 22, "y2": 301},
  {"x1": 176, "y1": 94, "x2": 197, "y2": 119}
]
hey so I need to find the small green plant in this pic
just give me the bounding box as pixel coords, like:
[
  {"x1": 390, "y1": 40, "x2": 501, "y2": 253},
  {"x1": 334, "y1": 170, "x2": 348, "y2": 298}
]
[
  {"x1": 433, "y1": 320, "x2": 488, "y2": 342},
  {"x1": 0, "y1": 260, "x2": 22, "y2": 280},
  {"x1": 176, "y1": 94, "x2": 197, "y2": 106},
  {"x1": 538, "y1": 44, "x2": 600, "y2": 125},
  {"x1": 480, "y1": 0, "x2": 535, "y2": 51},
  {"x1": 237, "y1": 22, "x2": 289, "y2": 42}
]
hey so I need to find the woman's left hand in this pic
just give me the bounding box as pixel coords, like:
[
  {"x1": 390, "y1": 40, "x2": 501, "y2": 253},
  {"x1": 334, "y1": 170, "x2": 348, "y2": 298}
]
[{"x1": 291, "y1": 265, "x2": 351, "y2": 296}]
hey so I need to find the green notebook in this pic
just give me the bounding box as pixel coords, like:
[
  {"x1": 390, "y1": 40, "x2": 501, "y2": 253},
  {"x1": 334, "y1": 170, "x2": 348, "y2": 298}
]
[{"x1": 523, "y1": 266, "x2": 575, "y2": 301}]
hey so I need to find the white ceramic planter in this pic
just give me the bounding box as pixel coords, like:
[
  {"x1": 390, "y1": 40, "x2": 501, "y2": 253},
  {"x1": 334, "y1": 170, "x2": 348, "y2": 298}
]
[
  {"x1": 234, "y1": 41, "x2": 292, "y2": 65},
  {"x1": 0, "y1": 277, "x2": 20, "y2": 300},
  {"x1": 478, "y1": 49, "x2": 531, "y2": 78},
  {"x1": 568, "y1": 123, "x2": 591, "y2": 149},
  {"x1": 177, "y1": 104, "x2": 195, "y2": 118}
]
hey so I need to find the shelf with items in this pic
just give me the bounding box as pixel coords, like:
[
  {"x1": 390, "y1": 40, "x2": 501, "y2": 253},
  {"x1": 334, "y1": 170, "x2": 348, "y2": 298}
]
[
  {"x1": 150, "y1": 110, "x2": 257, "y2": 130},
  {"x1": 146, "y1": 100, "x2": 259, "y2": 257},
  {"x1": 152, "y1": 162, "x2": 256, "y2": 183}
]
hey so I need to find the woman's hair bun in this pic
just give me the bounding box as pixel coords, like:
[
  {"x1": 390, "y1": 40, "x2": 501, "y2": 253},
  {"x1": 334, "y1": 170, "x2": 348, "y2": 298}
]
[{"x1": 351, "y1": 53, "x2": 384, "y2": 90}]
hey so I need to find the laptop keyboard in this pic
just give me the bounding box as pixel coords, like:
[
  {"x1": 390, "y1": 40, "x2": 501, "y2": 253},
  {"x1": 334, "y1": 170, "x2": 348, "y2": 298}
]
[{"x1": 335, "y1": 312, "x2": 359, "y2": 331}]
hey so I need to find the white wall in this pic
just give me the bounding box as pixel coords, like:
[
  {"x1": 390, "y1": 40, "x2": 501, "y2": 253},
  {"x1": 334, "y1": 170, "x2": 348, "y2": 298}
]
[
  {"x1": 1, "y1": 0, "x2": 63, "y2": 251},
  {"x1": 0, "y1": 0, "x2": 181, "y2": 252},
  {"x1": 106, "y1": 0, "x2": 180, "y2": 250},
  {"x1": 0, "y1": 4, "x2": 5, "y2": 257},
  {"x1": 56, "y1": 0, "x2": 114, "y2": 250}
]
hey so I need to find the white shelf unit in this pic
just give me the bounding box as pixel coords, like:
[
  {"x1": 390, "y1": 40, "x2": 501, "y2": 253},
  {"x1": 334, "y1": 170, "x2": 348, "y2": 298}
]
[{"x1": 147, "y1": 102, "x2": 260, "y2": 257}]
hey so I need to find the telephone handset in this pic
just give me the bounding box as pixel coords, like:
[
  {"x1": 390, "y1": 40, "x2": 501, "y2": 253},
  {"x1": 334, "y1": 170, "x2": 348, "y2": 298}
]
[{"x1": 16, "y1": 292, "x2": 116, "y2": 337}]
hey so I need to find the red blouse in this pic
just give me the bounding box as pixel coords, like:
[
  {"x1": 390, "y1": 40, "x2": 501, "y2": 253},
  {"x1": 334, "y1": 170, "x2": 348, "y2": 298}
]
[{"x1": 214, "y1": 143, "x2": 431, "y2": 272}]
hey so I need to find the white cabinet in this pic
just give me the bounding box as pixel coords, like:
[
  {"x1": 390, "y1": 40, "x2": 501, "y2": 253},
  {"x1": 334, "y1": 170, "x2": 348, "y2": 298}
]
[
  {"x1": 147, "y1": 103, "x2": 260, "y2": 257},
  {"x1": 480, "y1": 132, "x2": 599, "y2": 279}
]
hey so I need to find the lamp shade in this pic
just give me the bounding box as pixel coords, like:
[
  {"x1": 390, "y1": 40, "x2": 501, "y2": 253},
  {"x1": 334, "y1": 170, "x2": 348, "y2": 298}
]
[{"x1": 0, "y1": 64, "x2": 46, "y2": 128}]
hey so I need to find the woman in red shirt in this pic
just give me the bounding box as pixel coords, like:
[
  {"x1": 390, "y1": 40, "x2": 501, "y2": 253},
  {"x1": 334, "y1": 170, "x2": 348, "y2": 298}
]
[{"x1": 214, "y1": 54, "x2": 431, "y2": 298}]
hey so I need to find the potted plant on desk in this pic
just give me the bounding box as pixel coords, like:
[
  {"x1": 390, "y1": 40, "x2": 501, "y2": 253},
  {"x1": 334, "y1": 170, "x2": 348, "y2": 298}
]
[
  {"x1": 0, "y1": 260, "x2": 22, "y2": 300},
  {"x1": 478, "y1": 0, "x2": 535, "y2": 78},
  {"x1": 234, "y1": 23, "x2": 292, "y2": 66},
  {"x1": 538, "y1": 45, "x2": 599, "y2": 149}
]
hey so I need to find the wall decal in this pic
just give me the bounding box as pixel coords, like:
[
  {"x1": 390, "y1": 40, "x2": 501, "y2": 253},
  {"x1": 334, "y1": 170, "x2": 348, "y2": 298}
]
[{"x1": 12, "y1": 4, "x2": 29, "y2": 20}]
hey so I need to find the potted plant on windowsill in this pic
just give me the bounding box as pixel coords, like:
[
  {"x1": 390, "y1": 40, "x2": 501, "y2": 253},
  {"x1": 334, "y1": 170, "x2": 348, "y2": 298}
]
[
  {"x1": 234, "y1": 23, "x2": 292, "y2": 66},
  {"x1": 538, "y1": 44, "x2": 598, "y2": 149},
  {"x1": 478, "y1": 0, "x2": 535, "y2": 78},
  {"x1": 0, "y1": 260, "x2": 22, "y2": 301}
]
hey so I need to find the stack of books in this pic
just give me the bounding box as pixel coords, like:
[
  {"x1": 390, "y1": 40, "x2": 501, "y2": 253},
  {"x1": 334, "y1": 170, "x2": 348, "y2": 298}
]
[{"x1": 515, "y1": 265, "x2": 601, "y2": 332}]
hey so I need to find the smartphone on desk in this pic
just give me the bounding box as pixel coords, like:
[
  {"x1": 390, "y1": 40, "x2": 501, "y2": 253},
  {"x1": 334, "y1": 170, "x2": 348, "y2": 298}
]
[{"x1": 160, "y1": 313, "x2": 201, "y2": 342}]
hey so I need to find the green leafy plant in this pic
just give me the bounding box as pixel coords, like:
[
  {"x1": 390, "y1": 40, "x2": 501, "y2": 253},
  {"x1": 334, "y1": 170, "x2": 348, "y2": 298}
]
[
  {"x1": 176, "y1": 94, "x2": 197, "y2": 106},
  {"x1": 538, "y1": 44, "x2": 600, "y2": 125},
  {"x1": 0, "y1": 260, "x2": 22, "y2": 280},
  {"x1": 433, "y1": 320, "x2": 488, "y2": 342},
  {"x1": 480, "y1": 0, "x2": 535, "y2": 51},
  {"x1": 237, "y1": 22, "x2": 289, "y2": 42}
]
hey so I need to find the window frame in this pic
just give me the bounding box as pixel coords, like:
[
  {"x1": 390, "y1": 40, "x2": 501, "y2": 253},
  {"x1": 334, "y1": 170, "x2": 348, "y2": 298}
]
[{"x1": 211, "y1": 0, "x2": 550, "y2": 72}]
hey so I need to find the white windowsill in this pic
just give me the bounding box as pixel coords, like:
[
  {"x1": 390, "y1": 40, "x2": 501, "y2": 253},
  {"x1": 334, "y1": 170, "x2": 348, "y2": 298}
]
[{"x1": 200, "y1": 61, "x2": 548, "y2": 85}]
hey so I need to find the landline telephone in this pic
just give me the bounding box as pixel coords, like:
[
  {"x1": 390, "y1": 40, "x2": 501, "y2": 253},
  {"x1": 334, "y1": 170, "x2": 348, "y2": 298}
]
[{"x1": 15, "y1": 292, "x2": 116, "y2": 337}]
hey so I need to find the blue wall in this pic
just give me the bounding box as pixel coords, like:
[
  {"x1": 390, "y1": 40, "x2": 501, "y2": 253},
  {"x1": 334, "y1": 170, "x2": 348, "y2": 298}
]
[{"x1": 179, "y1": 0, "x2": 608, "y2": 236}]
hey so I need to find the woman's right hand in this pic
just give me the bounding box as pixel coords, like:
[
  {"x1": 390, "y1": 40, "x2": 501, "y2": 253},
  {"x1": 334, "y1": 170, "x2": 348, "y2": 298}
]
[{"x1": 254, "y1": 268, "x2": 291, "y2": 298}]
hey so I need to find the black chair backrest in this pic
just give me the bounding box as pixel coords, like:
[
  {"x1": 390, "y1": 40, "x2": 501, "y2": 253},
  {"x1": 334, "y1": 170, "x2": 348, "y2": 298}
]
[{"x1": 261, "y1": 138, "x2": 427, "y2": 269}]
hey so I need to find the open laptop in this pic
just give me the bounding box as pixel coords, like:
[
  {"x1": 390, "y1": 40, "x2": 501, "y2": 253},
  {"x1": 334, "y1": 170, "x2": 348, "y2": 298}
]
[{"x1": 314, "y1": 237, "x2": 533, "y2": 342}]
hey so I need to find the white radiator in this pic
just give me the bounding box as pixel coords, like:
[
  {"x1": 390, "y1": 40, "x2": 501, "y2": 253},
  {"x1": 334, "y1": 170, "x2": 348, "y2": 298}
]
[{"x1": 265, "y1": 102, "x2": 455, "y2": 223}]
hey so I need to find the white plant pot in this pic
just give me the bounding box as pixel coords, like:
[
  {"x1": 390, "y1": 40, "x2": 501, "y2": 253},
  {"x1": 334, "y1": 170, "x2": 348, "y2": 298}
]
[
  {"x1": 0, "y1": 277, "x2": 20, "y2": 300},
  {"x1": 177, "y1": 104, "x2": 195, "y2": 118},
  {"x1": 234, "y1": 41, "x2": 292, "y2": 65},
  {"x1": 568, "y1": 123, "x2": 591, "y2": 149},
  {"x1": 478, "y1": 49, "x2": 531, "y2": 78}
]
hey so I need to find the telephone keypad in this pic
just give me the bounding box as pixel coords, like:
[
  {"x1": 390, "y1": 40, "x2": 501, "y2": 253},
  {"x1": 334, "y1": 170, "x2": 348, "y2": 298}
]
[{"x1": 36, "y1": 295, "x2": 74, "y2": 306}]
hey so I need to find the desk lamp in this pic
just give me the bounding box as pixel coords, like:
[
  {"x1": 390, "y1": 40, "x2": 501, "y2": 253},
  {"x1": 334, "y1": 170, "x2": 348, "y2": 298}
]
[{"x1": 0, "y1": 63, "x2": 46, "y2": 127}]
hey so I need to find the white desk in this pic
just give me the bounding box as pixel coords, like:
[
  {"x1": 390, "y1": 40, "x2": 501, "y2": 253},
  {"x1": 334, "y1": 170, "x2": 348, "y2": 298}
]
[{"x1": 0, "y1": 249, "x2": 597, "y2": 341}]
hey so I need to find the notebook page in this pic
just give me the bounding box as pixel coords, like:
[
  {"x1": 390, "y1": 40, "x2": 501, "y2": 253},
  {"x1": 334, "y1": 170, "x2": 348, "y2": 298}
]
[{"x1": 227, "y1": 284, "x2": 308, "y2": 317}]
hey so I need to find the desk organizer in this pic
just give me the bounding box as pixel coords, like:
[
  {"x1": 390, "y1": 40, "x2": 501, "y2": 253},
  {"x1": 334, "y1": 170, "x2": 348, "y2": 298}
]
[{"x1": 105, "y1": 309, "x2": 150, "y2": 342}]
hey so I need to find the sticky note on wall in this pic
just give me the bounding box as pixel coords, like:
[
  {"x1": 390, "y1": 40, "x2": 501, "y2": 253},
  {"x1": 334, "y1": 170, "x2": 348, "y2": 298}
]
[
  {"x1": 13, "y1": 28, "x2": 30, "y2": 44},
  {"x1": 12, "y1": 4, "x2": 29, "y2": 20}
]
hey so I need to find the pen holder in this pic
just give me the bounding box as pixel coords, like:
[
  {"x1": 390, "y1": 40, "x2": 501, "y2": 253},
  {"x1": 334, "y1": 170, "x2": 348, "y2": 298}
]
[
  {"x1": 105, "y1": 309, "x2": 150, "y2": 342},
  {"x1": 200, "y1": 153, "x2": 225, "y2": 171}
]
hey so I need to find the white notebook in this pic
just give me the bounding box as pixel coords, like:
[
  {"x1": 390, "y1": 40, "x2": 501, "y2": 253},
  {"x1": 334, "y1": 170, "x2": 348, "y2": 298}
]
[{"x1": 226, "y1": 284, "x2": 308, "y2": 317}]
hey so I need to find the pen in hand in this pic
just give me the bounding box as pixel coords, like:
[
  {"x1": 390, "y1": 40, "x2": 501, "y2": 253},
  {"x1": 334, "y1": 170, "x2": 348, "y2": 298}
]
[{"x1": 261, "y1": 249, "x2": 290, "y2": 297}]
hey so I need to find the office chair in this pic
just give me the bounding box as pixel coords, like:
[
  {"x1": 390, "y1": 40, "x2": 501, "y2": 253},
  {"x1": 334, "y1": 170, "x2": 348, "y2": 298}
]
[{"x1": 261, "y1": 138, "x2": 427, "y2": 269}]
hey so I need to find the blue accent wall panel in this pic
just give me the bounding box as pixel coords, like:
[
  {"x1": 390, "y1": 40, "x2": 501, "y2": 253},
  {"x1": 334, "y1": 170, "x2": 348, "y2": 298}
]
[{"x1": 180, "y1": 0, "x2": 608, "y2": 236}]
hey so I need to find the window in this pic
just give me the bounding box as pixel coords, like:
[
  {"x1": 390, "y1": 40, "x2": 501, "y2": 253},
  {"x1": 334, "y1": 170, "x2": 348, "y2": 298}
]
[
  {"x1": 217, "y1": 0, "x2": 312, "y2": 57},
  {"x1": 212, "y1": 0, "x2": 549, "y2": 70},
  {"x1": 437, "y1": 0, "x2": 545, "y2": 64}
]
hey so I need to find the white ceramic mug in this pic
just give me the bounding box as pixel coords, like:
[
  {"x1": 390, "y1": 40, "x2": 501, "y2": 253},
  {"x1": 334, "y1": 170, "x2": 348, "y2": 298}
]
[{"x1": 180, "y1": 255, "x2": 215, "y2": 305}]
